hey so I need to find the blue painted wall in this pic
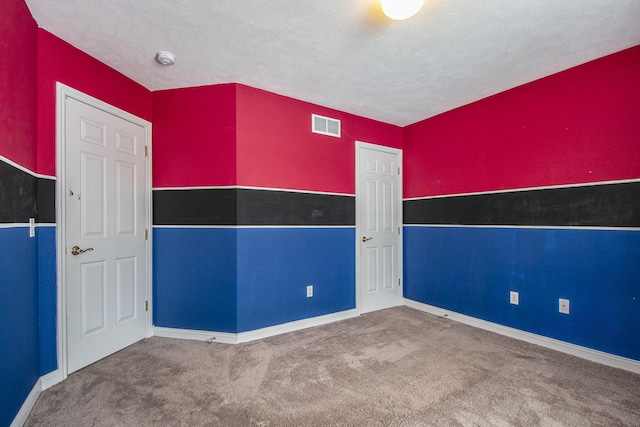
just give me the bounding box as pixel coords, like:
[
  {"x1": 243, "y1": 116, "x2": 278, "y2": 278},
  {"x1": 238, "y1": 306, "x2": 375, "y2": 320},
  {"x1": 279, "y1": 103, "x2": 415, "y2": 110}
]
[
  {"x1": 404, "y1": 226, "x2": 640, "y2": 360},
  {"x1": 153, "y1": 227, "x2": 355, "y2": 333},
  {"x1": 153, "y1": 227, "x2": 238, "y2": 332},
  {"x1": 0, "y1": 227, "x2": 40, "y2": 426},
  {"x1": 37, "y1": 226, "x2": 57, "y2": 375},
  {"x1": 236, "y1": 227, "x2": 355, "y2": 332}
]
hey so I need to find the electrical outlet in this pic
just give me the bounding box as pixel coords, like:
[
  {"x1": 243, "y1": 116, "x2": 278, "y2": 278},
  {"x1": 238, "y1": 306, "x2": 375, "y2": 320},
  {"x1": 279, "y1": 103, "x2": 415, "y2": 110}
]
[
  {"x1": 510, "y1": 291, "x2": 519, "y2": 305},
  {"x1": 559, "y1": 298, "x2": 570, "y2": 314},
  {"x1": 307, "y1": 285, "x2": 313, "y2": 298}
]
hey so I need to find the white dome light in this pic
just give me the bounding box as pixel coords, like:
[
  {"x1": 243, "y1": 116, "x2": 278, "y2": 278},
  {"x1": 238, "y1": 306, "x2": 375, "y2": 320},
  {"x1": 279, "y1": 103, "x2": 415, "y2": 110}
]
[
  {"x1": 155, "y1": 51, "x2": 176, "y2": 66},
  {"x1": 381, "y1": 0, "x2": 425, "y2": 20}
]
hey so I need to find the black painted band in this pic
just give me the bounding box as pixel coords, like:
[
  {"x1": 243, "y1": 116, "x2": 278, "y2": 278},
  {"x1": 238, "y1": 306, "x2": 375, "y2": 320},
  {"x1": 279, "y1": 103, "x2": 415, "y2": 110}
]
[
  {"x1": 153, "y1": 188, "x2": 237, "y2": 226},
  {"x1": 404, "y1": 182, "x2": 640, "y2": 228},
  {"x1": 153, "y1": 188, "x2": 355, "y2": 226},
  {"x1": 37, "y1": 179, "x2": 56, "y2": 223},
  {"x1": 0, "y1": 159, "x2": 55, "y2": 224},
  {"x1": 237, "y1": 189, "x2": 354, "y2": 226}
]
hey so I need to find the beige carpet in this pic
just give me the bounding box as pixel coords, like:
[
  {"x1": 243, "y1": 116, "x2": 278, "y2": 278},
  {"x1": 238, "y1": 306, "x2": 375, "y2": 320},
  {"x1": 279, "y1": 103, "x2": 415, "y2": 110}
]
[{"x1": 26, "y1": 307, "x2": 640, "y2": 426}]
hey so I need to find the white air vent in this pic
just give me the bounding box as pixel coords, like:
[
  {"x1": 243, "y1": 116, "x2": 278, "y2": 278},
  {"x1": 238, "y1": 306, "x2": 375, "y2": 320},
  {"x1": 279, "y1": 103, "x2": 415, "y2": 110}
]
[{"x1": 312, "y1": 114, "x2": 341, "y2": 138}]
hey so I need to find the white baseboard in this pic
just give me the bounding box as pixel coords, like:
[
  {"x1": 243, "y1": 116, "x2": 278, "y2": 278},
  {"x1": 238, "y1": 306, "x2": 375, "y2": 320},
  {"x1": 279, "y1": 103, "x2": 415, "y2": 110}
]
[
  {"x1": 10, "y1": 379, "x2": 41, "y2": 427},
  {"x1": 40, "y1": 369, "x2": 63, "y2": 391},
  {"x1": 404, "y1": 298, "x2": 640, "y2": 374},
  {"x1": 237, "y1": 309, "x2": 358, "y2": 343},
  {"x1": 153, "y1": 327, "x2": 238, "y2": 344},
  {"x1": 153, "y1": 309, "x2": 359, "y2": 345}
]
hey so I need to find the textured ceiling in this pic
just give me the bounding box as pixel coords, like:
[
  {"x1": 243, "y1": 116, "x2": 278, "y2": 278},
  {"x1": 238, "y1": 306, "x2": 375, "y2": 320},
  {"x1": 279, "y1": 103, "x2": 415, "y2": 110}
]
[{"x1": 25, "y1": 0, "x2": 640, "y2": 126}]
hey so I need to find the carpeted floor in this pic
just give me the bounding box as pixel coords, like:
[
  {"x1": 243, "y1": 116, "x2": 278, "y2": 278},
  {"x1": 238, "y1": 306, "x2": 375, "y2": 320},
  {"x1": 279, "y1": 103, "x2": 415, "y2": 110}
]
[{"x1": 26, "y1": 307, "x2": 640, "y2": 426}]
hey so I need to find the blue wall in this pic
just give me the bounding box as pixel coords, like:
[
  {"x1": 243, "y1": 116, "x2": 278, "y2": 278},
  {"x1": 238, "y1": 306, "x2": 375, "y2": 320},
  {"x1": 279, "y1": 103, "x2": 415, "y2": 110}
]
[
  {"x1": 237, "y1": 227, "x2": 355, "y2": 332},
  {"x1": 153, "y1": 227, "x2": 356, "y2": 334},
  {"x1": 38, "y1": 226, "x2": 57, "y2": 375},
  {"x1": 404, "y1": 226, "x2": 640, "y2": 360},
  {"x1": 153, "y1": 227, "x2": 238, "y2": 332},
  {"x1": 0, "y1": 227, "x2": 40, "y2": 426}
]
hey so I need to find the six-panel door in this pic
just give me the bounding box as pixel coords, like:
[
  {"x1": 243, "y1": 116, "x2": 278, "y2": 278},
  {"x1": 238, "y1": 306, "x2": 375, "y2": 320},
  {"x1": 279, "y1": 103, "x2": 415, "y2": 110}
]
[{"x1": 65, "y1": 97, "x2": 148, "y2": 373}]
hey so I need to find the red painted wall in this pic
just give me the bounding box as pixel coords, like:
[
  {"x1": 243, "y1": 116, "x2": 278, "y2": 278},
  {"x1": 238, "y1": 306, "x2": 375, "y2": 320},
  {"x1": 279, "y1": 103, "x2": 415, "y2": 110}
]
[
  {"x1": 404, "y1": 45, "x2": 640, "y2": 198},
  {"x1": 37, "y1": 30, "x2": 153, "y2": 176},
  {"x1": 152, "y1": 85, "x2": 236, "y2": 188},
  {"x1": 236, "y1": 85, "x2": 403, "y2": 194},
  {"x1": 152, "y1": 83, "x2": 403, "y2": 193},
  {"x1": 0, "y1": 0, "x2": 38, "y2": 171}
]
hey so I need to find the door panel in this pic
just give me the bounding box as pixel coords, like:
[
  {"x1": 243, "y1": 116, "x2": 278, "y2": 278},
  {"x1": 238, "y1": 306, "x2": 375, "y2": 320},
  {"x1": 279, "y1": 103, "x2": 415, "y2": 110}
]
[
  {"x1": 357, "y1": 143, "x2": 402, "y2": 313},
  {"x1": 81, "y1": 261, "x2": 106, "y2": 335},
  {"x1": 382, "y1": 246, "x2": 394, "y2": 290},
  {"x1": 80, "y1": 153, "x2": 106, "y2": 237},
  {"x1": 65, "y1": 97, "x2": 148, "y2": 374},
  {"x1": 366, "y1": 247, "x2": 378, "y2": 292},
  {"x1": 115, "y1": 161, "x2": 136, "y2": 236},
  {"x1": 116, "y1": 256, "x2": 137, "y2": 323}
]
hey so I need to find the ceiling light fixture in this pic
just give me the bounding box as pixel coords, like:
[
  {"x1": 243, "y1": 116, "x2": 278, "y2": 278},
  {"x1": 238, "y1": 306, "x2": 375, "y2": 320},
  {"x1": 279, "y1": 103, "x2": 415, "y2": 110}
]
[
  {"x1": 155, "y1": 51, "x2": 176, "y2": 66},
  {"x1": 381, "y1": 0, "x2": 425, "y2": 20}
]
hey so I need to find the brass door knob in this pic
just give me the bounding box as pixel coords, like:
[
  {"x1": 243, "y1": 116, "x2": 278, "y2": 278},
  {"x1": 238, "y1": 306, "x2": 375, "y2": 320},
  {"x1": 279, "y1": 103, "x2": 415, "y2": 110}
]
[{"x1": 71, "y1": 246, "x2": 94, "y2": 256}]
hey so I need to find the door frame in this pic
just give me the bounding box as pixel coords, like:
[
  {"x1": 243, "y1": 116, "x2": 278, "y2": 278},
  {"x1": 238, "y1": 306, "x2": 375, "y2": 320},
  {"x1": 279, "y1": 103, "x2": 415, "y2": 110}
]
[
  {"x1": 55, "y1": 83, "x2": 153, "y2": 381},
  {"x1": 355, "y1": 141, "x2": 403, "y2": 314}
]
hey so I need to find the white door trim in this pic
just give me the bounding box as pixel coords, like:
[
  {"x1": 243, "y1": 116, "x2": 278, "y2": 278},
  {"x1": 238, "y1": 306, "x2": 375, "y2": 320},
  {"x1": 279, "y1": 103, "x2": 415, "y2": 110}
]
[
  {"x1": 55, "y1": 83, "x2": 153, "y2": 382},
  {"x1": 355, "y1": 141, "x2": 403, "y2": 314}
]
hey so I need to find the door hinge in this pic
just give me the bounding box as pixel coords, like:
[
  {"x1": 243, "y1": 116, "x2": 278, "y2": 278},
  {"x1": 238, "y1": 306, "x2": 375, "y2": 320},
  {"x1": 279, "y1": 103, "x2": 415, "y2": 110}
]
[
  {"x1": 144, "y1": 229, "x2": 148, "y2": 240},
  {"x1": 398, "y1": 278, "x2": 401, "y2": 287},
  {"x1": 144, "y1": 300, "x2": 149, "y2": 312},
  {"x1": 398, "y1": 227, "x2": 400, "y2": 235},
  {"x1": 397, "y1": 167, "x2": 400, "y2": 175},
  {"x1": 144, "y1": 146, "x2": 148, "y2": 157}
]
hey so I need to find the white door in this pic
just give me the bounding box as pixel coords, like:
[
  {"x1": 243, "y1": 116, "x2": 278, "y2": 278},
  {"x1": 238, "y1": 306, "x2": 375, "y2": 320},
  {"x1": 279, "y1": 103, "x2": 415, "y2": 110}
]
[
  {"x1": 64, "y1": 96, "x2": 149, "y2": 374},
  {"x1": 356, "y1": 142, "x2": 402, "y2": 314}
]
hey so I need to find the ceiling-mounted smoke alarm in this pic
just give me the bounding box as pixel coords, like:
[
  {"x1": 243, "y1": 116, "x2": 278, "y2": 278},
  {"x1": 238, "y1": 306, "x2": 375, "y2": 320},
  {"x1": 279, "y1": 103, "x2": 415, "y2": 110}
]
[{"x1": 155, "y1": 51, "x2": 176, "y2": 65}]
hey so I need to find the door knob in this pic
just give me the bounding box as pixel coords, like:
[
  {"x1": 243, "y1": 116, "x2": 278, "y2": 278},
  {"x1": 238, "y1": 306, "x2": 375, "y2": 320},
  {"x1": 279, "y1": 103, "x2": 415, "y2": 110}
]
[
  {"x1": 362, "y1": 236, "x2": 374, "y2": 242},
  {"x1": 71, "y1": 246, "x2": 94, "y2": 256}
]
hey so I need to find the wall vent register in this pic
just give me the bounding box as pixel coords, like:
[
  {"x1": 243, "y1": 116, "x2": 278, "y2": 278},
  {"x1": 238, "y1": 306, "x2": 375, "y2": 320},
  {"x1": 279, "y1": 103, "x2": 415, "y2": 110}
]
[{"x1": 312, "y1": 114, "x2": 341, "y2": 138}]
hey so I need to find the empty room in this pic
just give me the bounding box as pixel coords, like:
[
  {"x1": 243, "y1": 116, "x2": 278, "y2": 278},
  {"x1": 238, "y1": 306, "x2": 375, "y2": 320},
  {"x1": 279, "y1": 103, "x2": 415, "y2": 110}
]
[{"x1": 1, "y1": 0, "x2": 639, "y2": 425}]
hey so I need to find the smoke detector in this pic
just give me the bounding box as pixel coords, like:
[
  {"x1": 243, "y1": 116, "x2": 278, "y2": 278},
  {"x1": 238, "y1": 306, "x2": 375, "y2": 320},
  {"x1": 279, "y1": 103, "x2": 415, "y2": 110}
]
[{"x1": 155, "y1": 51, "x2": 176, "y2": 66}]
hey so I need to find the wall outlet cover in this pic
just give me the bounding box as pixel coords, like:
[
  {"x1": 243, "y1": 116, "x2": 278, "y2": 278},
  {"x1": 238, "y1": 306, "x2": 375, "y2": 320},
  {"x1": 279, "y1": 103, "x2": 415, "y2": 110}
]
[
  {"x1": 510, "y1": 291, "x2": 519, "y2": 305},
  {"x1": 559, "y1": 298, "x2": 570, "y2": 314},
  {"x1": 307, "y1": 285, "x2": 313, "y2": 297}
]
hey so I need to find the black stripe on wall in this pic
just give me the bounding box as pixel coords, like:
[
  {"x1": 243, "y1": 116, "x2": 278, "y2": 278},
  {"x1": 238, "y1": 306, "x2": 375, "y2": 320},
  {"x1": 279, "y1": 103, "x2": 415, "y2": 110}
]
[
  {"x1": 0, "y1": 159, "x2": 55, "y2": 224},
  {"x1": 237, "y1": 189, "x2": 354, "y2": 226},
  {"x1": 0, "y1": 159, "x2": 36, "y2": 223},
  {"x1": 153, "y1": 188, "x2": 355, "y2": 226},
  {"x1": 153, "y1": 188, "x2": 238, "y2": 225},
  {"x1": 37, "y1": 179, "x2": 56, "y2": 223},
  {"x1": 404, "y1": 181, "x2": 640, "y2": 227}
]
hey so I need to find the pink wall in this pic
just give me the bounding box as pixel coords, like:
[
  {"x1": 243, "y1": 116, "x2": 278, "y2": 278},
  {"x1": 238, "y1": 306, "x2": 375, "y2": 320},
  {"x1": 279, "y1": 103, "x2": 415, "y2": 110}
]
[
  {"x1": 236, "y1": 84, "x2": 403, "y2": 194},
  {"x1": 37, "y1": 30, "x2": 153, "y2": 176},
  {"x1": 152, "y1": 84, "x2": 236, "y2": 188},
  {"x1": 404, "y1": 45, "x2": 640, "y2": 198},
  {"x1": 0, "y1": 0, "x2": 38, "y2": 170},
  {"x1": 152, "y1": 83, "x2": 402, "y2": 193}
]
